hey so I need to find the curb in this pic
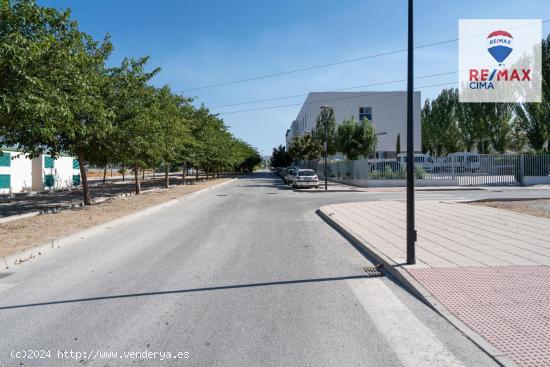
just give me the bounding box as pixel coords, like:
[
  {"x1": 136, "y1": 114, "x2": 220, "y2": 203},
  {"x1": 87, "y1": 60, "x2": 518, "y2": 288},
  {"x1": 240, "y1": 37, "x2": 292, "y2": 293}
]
[
  {"x1": 0, "y1": 188, "x2": 163, "y2": 225},
  {"x1": 1, "y1": 178, "x2": 236, "y2": 270},
  {"x1": 316, "y1": 207, "x2": 519, "y2": 367}
]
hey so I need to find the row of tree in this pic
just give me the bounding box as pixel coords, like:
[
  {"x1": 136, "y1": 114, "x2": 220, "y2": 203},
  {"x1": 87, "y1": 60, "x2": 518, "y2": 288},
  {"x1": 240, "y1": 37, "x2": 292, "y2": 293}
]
[
  {"x1": 422, "y1": 35, "x2": 550, "y2": 156},
  {"x1": 276, "y1": 107, "x2": 377, "y2": 165},
  {"x1": 0, "y1": 0, "x2": 260, "y2": 205}
]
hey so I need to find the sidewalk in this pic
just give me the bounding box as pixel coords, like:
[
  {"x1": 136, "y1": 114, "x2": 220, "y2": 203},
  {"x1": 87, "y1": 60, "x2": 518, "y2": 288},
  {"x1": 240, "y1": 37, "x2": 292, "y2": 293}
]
[{"x1": 318, "y1": 200, "x2": 550, "y2": 367}]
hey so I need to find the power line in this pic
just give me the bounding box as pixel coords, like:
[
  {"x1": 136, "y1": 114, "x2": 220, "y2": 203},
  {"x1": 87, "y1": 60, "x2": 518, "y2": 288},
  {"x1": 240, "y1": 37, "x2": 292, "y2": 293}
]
[
  {"x1": 217, "y1": 81, "x2": 457, "y2": 115},
  {"x1": 184, "y1": 19, "x2": 548, "y2": 93},
  {"x1": 212, "y1": 71, "x2": 458, "y2": 108}
]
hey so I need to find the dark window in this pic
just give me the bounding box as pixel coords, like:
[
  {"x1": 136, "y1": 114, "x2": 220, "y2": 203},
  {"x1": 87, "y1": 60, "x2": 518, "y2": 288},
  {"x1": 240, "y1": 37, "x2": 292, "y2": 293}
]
[
  {"x1": 72, "y1": 175, "x2": 81, "y2": 186},
  {"x1": 359, "y1": 107, "x2": 372, "y2": 121},
  {"x1": 0, "y1": 152, "x2": 10, "y2": 167},
  {"x1": 0, "y1": 174, "x2": 10, "y2": 189},
  {"x1": 44, "y1": 174, "x2": 54, "y2": 188},
  {"x1": 44, "y1": 156, "x2": 54, "y2": 169}
]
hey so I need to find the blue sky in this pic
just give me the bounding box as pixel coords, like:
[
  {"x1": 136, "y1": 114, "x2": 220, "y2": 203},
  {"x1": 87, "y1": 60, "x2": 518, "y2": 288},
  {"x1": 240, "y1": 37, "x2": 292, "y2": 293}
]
[{"x1": 40, "y1": 0, "x2": 550, "y2": 156}]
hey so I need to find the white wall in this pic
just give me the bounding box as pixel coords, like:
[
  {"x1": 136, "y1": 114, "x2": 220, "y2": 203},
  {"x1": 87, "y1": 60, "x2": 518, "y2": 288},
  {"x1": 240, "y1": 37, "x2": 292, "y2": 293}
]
[
  {"x1": 37, "y1": 155, "x2": 76, "y2": 190},
  {"x1": 289, "y1": 91, "x2": 422, "y2": 154},
  {"x1": 0, "y1": 152, "x2": 33, "y2": 194}
]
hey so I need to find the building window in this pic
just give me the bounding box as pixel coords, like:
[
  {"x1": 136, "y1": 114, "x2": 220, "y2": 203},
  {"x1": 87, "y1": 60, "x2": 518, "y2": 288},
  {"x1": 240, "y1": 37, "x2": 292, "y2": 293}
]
[
  {"x1": 359, "y1": 107, "x2": 372, "y2": 121},
  {"x1": 44, "y1": 174, "x2": 54, "y2": 188},
  {"x1": 72, "y1": 175, "x2": 81, "y2": 186},
  {"x1": 44, "y1": 156, "x2": 54, "y2": 169},
  {"x1": 0, "y1": 174, "x2": 10, "y2": 189},
  {"x1": 0, "y1": 152, "x2": 10, "y2": 167}
]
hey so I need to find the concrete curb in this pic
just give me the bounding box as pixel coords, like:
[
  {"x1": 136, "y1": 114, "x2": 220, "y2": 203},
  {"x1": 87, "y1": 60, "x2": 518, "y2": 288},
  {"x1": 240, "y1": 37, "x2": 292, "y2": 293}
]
[
  {"x1": 1, "y1": 178, "x2": 236, "y2": 270},
  {"x1": 316, "y1": 207, "x2": 519, "y2": 367}
]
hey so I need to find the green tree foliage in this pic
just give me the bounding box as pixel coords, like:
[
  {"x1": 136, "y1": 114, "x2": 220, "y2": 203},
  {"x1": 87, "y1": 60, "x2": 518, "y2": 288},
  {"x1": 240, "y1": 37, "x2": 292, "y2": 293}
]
[
  {"x1": 336, "y1": 117, "x2": 377, "y2": 160},
  {"x1": 312, "y1": 107, "x2": 337, "y2": 156},
  {"x1": 0, "y1": 0, "x2": 258, "y2": 203},
  {"x1": 270, "y1": 145, "x2": 293, "y2": 168},
  {"x1": 422, "y1": 36, "x2": 550, "y2": 155},
  {"x1": 0, "y1": 0, "x2": 114, "y2": 204},
  {"x1": 288, "y1": 134, "x2": 322, "y2": 161},
  {"x1": 515, "y1": 35, "x2": 550, "y2": 152}
]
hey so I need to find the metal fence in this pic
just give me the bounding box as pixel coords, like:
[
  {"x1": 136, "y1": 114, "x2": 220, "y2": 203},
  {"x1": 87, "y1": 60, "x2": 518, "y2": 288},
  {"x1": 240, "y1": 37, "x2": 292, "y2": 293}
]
[{"x1": 317, "y1": 154, "x2": 550, "y2": 187}]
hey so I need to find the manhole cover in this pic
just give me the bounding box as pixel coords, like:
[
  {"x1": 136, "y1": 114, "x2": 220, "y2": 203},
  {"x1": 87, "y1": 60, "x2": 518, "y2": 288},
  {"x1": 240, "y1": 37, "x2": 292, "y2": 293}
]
[
  {"x1": 362, "y1": 266, "x2": 384, "y2": 277},
  {"x1": 0, "y1": 273, "x2": 13, "y2": 280}
]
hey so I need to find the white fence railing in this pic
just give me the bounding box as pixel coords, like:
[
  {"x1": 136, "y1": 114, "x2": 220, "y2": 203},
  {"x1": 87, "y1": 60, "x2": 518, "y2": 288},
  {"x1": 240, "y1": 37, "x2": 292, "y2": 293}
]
[{"x1": 316, "y1": 154, "x2": 550, "y2": 187}]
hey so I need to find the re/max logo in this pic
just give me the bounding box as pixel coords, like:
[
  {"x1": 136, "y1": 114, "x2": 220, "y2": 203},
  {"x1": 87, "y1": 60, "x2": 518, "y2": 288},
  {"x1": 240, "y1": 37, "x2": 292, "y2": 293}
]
[{"x1": 469, "y1": 69, "x2": 532, "y2": 81}]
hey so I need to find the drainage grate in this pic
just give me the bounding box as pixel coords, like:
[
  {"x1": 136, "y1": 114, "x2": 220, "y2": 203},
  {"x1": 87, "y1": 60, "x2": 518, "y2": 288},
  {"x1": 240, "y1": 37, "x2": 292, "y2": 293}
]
[
  {"x1": 216, "y1": 194, "x2": 228, "y2": 197},
  {"x1": 362, "y1": 266, "x2": 384, "y2": 277},
  {"x1": 0, "y1": 272, "x2": 13, "y2": 280}
]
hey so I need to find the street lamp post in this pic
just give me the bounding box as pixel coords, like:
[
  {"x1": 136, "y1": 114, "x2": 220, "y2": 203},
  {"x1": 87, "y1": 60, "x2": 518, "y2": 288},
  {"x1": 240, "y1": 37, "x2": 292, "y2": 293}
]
[
  {"x1": 320, "y1": 105, "x2": 331, "y2": 191},
  {"x1": 406, "y1": 0, "x2": 416, "y2": 265}
]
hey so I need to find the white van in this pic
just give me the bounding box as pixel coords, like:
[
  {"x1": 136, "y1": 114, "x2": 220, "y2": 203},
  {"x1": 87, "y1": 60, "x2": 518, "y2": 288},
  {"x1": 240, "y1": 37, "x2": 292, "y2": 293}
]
[
  {"x1": 446, "y1": 152, "x2": 481, "y2": 172},
  {"x1": 397, "y1": 153, "x2": 435, "y2": 172}
]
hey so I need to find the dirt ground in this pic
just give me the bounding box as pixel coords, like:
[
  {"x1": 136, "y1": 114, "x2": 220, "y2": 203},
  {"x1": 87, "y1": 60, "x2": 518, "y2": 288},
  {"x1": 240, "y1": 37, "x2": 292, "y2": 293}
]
[
  {"x1": 0, "y1": 178, "x2": 229, "y2": 259},
  {"x1": 472, "y1": 199, "x2": 550, "y2": 220}
]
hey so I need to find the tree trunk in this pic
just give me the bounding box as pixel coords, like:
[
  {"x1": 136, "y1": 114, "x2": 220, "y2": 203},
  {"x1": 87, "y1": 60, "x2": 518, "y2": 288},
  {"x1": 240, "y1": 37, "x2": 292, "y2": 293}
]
[
  {"x1": 134, "y1": 164, "x2": 141, "y2": 195},
  {"x1": 196, "y1": 168, "x2": 199, "y2": 182},
  {"x1": 102, "y1": 166, "x2": 107, "y2": 184},
  {"x1": 77, "y1": 152, "x2": 92, "y2": 205},
  {"x1": 142, "y1": 169, "x2": 145, "y2": 181},
  {"x1": 164, "y1": 164, "x2": 170, "y2": 188},
  {"x1": 181, "y1": 164, "x2": 186, "y2": 185},
  {"x1": 122, "y1": 164, "x2": 125, "y2": 182}
]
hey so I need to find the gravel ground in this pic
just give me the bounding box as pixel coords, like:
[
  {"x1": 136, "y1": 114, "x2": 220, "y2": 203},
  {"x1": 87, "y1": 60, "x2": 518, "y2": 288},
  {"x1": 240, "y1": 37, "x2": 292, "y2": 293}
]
[
  {"x1": 473, "y1": 199, "x2": 550, "y2": 220},
  {"x1": 0, "y1": 178, "x2": 229, "y2": 258}
]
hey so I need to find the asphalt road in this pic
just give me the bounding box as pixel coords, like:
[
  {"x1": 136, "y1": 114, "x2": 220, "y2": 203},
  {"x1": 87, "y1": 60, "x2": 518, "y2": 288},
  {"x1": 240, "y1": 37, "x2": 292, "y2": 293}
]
[{"x1": 0, "y1": 171, "x2": 525, "y2": 366}]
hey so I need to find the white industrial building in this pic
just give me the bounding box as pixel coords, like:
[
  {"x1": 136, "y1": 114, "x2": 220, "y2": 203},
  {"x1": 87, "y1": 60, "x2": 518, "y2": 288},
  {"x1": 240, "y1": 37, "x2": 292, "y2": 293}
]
[
  {"x1": 0, "y1": 149, "x2": 80, "y2": 194},
  {"x1": 286, "y1": 91, "x2": 422, "y2": 158}
]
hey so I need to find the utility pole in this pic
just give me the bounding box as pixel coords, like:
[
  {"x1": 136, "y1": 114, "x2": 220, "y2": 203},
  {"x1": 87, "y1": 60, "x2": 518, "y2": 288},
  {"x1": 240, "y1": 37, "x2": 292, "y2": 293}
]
[
  {"x1": 320, "y1": 105, "x2": 331, "y2": 191},
  {"x1": 406, "y1": 0, "x2": 416, "y2": 264}
]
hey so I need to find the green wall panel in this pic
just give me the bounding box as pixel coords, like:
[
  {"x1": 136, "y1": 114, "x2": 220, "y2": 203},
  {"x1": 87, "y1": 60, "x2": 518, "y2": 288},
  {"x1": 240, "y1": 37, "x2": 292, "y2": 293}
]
[
  {"x1": 0, "y1": 174, "x2": 10, "y2": 189},
  {"x1": 44, "y1": 174, "x2": 54, "y2": 188},
  {"x1": 44, "y1": 156, "x2": 54, "y2": 169},
  {"x1": 0, "y1": 152, "x2": 10, "y2": 167},
  {"x1": 72, "y1": 175, "x2": 80, "y2": 186}
]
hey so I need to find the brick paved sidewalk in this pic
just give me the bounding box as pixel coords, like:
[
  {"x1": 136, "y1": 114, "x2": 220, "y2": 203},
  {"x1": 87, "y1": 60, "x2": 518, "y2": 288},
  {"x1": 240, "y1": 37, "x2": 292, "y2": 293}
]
[{"x1": 319, "y1": 200, "x2": 550, "y2": 367}]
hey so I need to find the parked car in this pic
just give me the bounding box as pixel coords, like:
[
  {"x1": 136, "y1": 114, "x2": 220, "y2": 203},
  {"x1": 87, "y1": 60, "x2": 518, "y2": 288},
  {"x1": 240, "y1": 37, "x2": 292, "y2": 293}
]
[
  {"x1": 283, "y1": 167, "x2": 298, "y2": 184},
  {"x1": 397, "y1": 153, "x2": 435, "y2": 172},
  {"x1": 292, "y1": 169, "x2": 319, "y2": 189}
]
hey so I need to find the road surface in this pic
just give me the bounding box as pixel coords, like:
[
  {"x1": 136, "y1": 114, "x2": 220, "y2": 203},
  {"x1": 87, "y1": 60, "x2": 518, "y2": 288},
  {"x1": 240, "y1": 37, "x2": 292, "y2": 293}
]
[{"x1": 0, "y1": 171, "x2": 516, "y2": 366}]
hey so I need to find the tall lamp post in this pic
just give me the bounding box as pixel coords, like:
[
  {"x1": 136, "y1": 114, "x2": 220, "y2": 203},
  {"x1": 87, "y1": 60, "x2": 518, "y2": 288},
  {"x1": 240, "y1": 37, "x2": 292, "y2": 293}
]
[
  {"x1": 320, "y1": 105, "x2": 332, "y2": 191},
  {"x1": 406, "y1": 0, "x2": 416, "y2": 265}
]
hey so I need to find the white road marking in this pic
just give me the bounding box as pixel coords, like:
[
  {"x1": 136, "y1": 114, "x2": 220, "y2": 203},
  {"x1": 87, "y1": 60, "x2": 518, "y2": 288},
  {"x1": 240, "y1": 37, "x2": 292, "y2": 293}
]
[{"x1": 347, "y1": 278, "x2": 466, "y2": 367}]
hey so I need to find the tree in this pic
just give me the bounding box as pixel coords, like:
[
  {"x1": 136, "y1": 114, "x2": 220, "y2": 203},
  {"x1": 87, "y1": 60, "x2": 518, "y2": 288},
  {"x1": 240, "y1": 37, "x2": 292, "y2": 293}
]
[
  {"x1": 270, "y1": 145, "x2": 293, "y2": 167},
  {"x1": 106, "y1": 57, "x2": 161, "y2": 195},
  {"x1": 336, "y1": 116, "x2": 377, "y2": 160},
  {"x1": 288, "y1": 134, "x2": 322, "y2": 161},
  {"x1": 312, "y1": 107, "x2": 337, "y2": 156},
  {"x1": 152, "y1": 86, "x2": 193, "y2": 188},
  {"x1": 0, "y1": 0, "x2": 113, "y2": 205},
  {"x1": 396, "y1": 133, "x2": 401, "y2": 154}
]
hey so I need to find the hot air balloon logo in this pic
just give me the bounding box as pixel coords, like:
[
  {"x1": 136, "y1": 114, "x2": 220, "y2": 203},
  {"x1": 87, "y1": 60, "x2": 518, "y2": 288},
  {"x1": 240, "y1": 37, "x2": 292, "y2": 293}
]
[{"x1": 487, "y1": 30, "x2": 513, "y2": 64}]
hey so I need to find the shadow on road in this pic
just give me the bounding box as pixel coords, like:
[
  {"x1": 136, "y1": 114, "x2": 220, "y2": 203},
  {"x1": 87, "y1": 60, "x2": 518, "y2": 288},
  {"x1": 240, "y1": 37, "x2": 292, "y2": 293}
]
[{"x1": 0, "y1": 275, "x2": 372, "y2": 311}]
